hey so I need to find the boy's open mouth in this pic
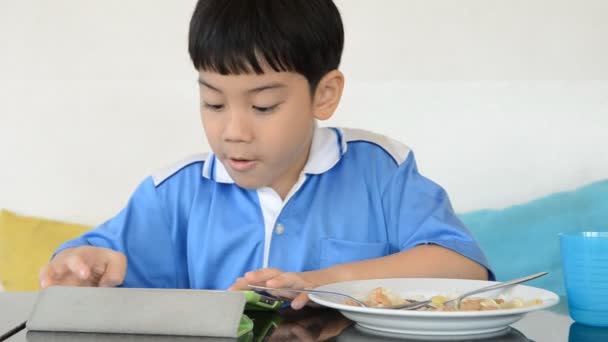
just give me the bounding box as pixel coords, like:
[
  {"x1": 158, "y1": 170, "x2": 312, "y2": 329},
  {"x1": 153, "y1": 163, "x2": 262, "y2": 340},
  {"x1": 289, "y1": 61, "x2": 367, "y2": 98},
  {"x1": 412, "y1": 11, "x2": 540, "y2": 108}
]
[{"x1": 226, "y1": 158, "x2": 256, "y2": 172}]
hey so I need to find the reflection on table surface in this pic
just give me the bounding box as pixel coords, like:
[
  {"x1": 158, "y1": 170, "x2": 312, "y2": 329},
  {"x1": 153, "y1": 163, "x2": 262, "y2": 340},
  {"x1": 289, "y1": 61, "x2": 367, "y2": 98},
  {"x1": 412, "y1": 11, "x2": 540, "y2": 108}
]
[
  {"x1": 25, "y1": 331, "x2": 233, "y2": 342},
  {"x1": 249, "y1": 308, "x2": 352, "y2": 341},
  {"x1": 22, "y1": 308, "x2": 533, "y2": 342},
  {"x1": 339, "y1": 326, "x2": 532, "y2": 342},
  {"x1": 20, "y1": 323, "x2": 608, "y2": 342},
  {"x1": 254, "y1": 308, "x2": 532, "y2": 342},
  {"x1": 569, "y1": 322, "x2": 608, "y2": 342},
  {"x1": 4, "y1": 292, "x2": 608, "y2": 342}
]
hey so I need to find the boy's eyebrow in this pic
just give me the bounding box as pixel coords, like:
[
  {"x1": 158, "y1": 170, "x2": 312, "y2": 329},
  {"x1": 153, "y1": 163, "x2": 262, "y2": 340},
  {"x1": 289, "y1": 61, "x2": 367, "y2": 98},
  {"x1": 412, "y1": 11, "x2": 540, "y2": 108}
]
[
  {"x1": 246, "y1": 83, "x2": 287, "y2": 94},
  {"x1": 198, "y1": 78, "x2": 286, "y2": 94},
  {"x1": 198, "y1": 78, "x2": 222, "y2": 92}
]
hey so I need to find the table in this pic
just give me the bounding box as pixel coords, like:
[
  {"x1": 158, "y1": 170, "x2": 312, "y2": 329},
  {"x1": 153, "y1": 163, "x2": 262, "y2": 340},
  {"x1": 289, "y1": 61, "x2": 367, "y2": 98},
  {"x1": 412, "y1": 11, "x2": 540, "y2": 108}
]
[{"x1": 2, "y1": 292, "x2": 606, "y2": 341}]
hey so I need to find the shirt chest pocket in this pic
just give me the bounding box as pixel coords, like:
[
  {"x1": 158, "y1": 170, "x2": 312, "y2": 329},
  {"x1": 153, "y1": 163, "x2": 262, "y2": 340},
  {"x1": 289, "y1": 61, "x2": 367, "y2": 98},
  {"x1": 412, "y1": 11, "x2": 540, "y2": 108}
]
[{"x1": 319, "y1": 238, "x2": 389, "y2": 269}]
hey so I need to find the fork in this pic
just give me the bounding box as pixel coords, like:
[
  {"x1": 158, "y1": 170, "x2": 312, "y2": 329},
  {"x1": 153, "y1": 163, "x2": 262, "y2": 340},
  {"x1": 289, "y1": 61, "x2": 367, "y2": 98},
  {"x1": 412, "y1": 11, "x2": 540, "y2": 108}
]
[
  {"x1": 247, "y1": 271, "x2": 548, "y2": 310},
  {"x1": 247, "y1": 284, "x2": 428, "y2": 309},
  {"x1": 443, "y1": 271, "x2": 548, "y2": 310}
]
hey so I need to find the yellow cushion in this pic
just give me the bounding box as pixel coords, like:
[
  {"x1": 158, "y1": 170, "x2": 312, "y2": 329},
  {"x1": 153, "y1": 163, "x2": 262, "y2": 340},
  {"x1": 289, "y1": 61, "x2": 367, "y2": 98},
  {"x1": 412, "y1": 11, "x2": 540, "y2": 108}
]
[{"x1": 0, "y1": 209, "x2": 90, "y2": 291}]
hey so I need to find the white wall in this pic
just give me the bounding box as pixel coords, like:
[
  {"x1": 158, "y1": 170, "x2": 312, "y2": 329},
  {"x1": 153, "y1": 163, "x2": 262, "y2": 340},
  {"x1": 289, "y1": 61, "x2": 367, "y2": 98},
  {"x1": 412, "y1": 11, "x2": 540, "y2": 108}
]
[{"x1": 1, "y1": 0, "x2": 607, "y2": 225}]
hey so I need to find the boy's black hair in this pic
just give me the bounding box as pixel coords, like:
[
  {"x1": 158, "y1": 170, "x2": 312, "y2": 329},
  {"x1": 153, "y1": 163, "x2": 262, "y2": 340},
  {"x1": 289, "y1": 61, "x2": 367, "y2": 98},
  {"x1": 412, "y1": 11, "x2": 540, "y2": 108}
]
[{"x1": 189, "y1": 0, "x2": 344, "y2": 93}]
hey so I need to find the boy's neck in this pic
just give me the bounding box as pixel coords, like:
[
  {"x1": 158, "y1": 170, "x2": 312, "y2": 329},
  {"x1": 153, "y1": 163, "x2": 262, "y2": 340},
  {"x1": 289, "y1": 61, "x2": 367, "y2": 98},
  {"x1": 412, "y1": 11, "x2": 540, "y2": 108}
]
[{"x1": 269, "y1": 133, "x2": 314, "y2": 201}]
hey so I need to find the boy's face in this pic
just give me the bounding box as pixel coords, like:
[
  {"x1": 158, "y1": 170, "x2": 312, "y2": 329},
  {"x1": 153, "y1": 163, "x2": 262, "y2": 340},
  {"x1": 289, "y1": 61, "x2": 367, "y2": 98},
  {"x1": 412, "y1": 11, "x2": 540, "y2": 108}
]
[{"x1": 198, "y1": 66, "x2": 318, "y2": 196}]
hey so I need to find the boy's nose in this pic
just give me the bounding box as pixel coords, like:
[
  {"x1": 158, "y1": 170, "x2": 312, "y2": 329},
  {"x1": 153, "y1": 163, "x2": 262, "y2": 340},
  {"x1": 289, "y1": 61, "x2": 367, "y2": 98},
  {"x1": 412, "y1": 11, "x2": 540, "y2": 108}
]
[{"x1": 222, "y1": 112, "x2": 253, "y2": 143}]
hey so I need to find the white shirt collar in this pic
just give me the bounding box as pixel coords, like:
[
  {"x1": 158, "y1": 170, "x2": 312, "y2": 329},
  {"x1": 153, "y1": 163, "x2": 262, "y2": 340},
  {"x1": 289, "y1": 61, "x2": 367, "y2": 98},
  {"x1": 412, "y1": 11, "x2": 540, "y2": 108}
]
[{"x1": 201, "y1": 126, "x2": 347, "y2": 184}]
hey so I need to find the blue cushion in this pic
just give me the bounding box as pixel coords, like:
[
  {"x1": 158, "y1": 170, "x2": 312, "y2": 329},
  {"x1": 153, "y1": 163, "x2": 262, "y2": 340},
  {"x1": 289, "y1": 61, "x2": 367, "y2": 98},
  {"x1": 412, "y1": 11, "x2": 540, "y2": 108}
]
[{"x1": 459, "y1": 179, "x2": 608, "y2": 296}]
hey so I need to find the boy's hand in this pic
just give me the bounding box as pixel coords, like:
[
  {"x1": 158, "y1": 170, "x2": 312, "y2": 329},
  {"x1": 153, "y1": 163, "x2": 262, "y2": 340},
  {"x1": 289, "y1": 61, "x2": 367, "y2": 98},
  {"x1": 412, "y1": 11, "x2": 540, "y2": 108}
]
[
  {"x1": 228, "y1": 267, "x2": 319, "y2": 310},
  {"x1": 39, "y1": 246, "x2": 127, "y2": 289}
]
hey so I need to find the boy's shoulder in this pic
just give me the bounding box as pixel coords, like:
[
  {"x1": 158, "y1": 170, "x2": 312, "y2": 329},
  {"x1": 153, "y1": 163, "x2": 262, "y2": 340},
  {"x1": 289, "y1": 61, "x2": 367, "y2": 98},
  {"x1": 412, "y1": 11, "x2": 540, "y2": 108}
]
[
  {"x1": 146, "y1": 128, "x2": 412, "y2": 189},
  {"x1": 151, "y1": 153, "x2": 210, "y2": 187},
  {"x1": 340, "y1": 127, "x2": 411, "y2": 166}
]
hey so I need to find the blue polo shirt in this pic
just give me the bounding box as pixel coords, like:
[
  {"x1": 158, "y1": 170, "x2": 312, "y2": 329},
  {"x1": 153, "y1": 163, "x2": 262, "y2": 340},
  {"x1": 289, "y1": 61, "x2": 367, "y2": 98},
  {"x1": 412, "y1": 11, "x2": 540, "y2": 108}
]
[{"x1": 56, "y1": 127, "x2": 493, "y2": 289}]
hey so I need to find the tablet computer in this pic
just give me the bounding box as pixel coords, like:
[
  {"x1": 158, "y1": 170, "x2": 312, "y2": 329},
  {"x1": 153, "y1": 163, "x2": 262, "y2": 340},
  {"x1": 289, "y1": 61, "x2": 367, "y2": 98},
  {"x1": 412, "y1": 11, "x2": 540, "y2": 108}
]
[{"x1": 27, "y1": 286, "x2": 249, "y2": 338}]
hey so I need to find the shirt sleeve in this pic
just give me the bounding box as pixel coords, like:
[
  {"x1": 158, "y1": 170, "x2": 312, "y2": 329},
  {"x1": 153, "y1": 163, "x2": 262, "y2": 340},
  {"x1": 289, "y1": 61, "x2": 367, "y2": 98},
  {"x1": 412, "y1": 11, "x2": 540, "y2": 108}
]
[
  {"x1": 382, "y1": 152, "x2": 495, "y2": 280},
  {"x1": 54, "y1": 177, "x2": 188, "y2": 288}
]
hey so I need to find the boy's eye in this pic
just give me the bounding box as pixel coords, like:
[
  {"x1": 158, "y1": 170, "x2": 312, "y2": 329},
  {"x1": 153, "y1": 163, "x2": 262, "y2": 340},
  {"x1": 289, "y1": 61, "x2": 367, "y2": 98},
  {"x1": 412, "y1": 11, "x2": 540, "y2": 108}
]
[
  {"x1": 252, "y1": 104, "x2": 279, "y2": 114},
  {"x1": 203, "y1": 102, "x2": 224, "y2": 111}
]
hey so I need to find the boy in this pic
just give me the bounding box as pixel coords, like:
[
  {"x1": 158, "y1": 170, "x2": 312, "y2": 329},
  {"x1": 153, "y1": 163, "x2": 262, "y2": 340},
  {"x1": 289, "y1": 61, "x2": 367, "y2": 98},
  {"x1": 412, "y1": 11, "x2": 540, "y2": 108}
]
[{"x1": 39, "y1": 0, "x2": 491, "y2": 310}]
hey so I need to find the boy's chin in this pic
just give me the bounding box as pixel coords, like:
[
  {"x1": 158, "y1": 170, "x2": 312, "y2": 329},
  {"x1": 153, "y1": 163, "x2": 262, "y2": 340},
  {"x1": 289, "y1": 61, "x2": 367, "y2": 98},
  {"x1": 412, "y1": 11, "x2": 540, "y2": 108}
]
[
  {"x1": 232, "y1": 177, "x2": 267, "y2": 190},
  {"x1": 227, "y1": 169, "x2": 275, "y2": 191}
]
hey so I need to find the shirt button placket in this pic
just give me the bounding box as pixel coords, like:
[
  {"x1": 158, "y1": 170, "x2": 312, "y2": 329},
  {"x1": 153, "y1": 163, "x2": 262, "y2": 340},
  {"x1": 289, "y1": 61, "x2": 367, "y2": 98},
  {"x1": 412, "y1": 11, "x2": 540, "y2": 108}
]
[{"x1": 275, "y1": 223, "x2": 285, "y2": 235}]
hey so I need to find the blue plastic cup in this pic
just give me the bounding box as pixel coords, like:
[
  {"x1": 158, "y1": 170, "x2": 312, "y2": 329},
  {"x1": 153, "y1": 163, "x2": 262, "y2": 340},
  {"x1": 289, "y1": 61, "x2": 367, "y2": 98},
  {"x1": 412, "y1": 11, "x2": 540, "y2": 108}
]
[{"x1": 560, "y1": 232, "x2": 608, "y2": 327}]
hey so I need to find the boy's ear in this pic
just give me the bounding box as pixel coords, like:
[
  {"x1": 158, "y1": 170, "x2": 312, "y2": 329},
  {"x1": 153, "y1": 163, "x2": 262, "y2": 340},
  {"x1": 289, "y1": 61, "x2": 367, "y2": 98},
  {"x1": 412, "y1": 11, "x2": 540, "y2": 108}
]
[{"x1": 312, "y1": 70, "x2": 344, "y2": 121}]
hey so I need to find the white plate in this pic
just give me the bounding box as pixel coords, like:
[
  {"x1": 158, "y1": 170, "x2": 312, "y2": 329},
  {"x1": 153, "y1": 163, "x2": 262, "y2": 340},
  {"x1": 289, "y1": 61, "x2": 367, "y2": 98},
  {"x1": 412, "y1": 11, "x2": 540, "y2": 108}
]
[{"x1": 308, "y1": 278, "x2": 559, "y2": 338}]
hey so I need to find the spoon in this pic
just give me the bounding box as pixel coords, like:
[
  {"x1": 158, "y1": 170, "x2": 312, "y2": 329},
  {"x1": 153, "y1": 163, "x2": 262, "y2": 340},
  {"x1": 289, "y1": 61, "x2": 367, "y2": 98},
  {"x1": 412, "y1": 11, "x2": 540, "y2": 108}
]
[{"x1": 247, "y1": 271, "x2": 548, "y2": 310}]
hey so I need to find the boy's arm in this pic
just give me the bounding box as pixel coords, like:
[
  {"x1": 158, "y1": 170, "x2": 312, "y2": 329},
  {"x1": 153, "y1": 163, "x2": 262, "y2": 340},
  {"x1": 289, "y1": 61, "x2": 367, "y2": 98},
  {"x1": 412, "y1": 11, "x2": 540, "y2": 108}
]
[
  {"x1": 231, "y1": 245, "x2": 486, "y2": 309},
  {"x1": 313, "y1": 244, "x2": 488, "y2": 283},
  {"x1": 44, "y1": 177, "x2": 186, "y2": 288},
  {"x1": 378, "y1": 151, "x2": 493, "y2": 279}
]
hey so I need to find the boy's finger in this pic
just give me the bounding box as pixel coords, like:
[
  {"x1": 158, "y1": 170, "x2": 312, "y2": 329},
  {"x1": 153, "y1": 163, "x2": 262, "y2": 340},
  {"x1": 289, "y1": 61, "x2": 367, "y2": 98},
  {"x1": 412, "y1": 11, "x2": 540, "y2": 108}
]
[
  {"x1": 244, "y1": 267, "x2": 282, "y2": 283},
  {"x1": 266, "y1": 272, "x2": 301, "y2": 289},
  {"x1": 227, "y1": 277, "x2": 249, "y2": 291},
  {"x1": 39, "y1": 264, "x2": 54, "y2": 288},
  {"x1": 98, "y1": 261, "x2": 125, "y2": 287},
  {"x1": 39, "y1": 263, "x2": 70, "y2": 288},
  {"x1": 91, "y1": 262, "x2": 107, "y2": 276},
  {"x1": 65, "y1": 255, "x2": 91, "y2": 280},
  {"x1": 53, "y1": 263, "x2": 70, "y2": 278},
  {"x1": 290, "y1": 293, "x2": 310, "y2": 310}
]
